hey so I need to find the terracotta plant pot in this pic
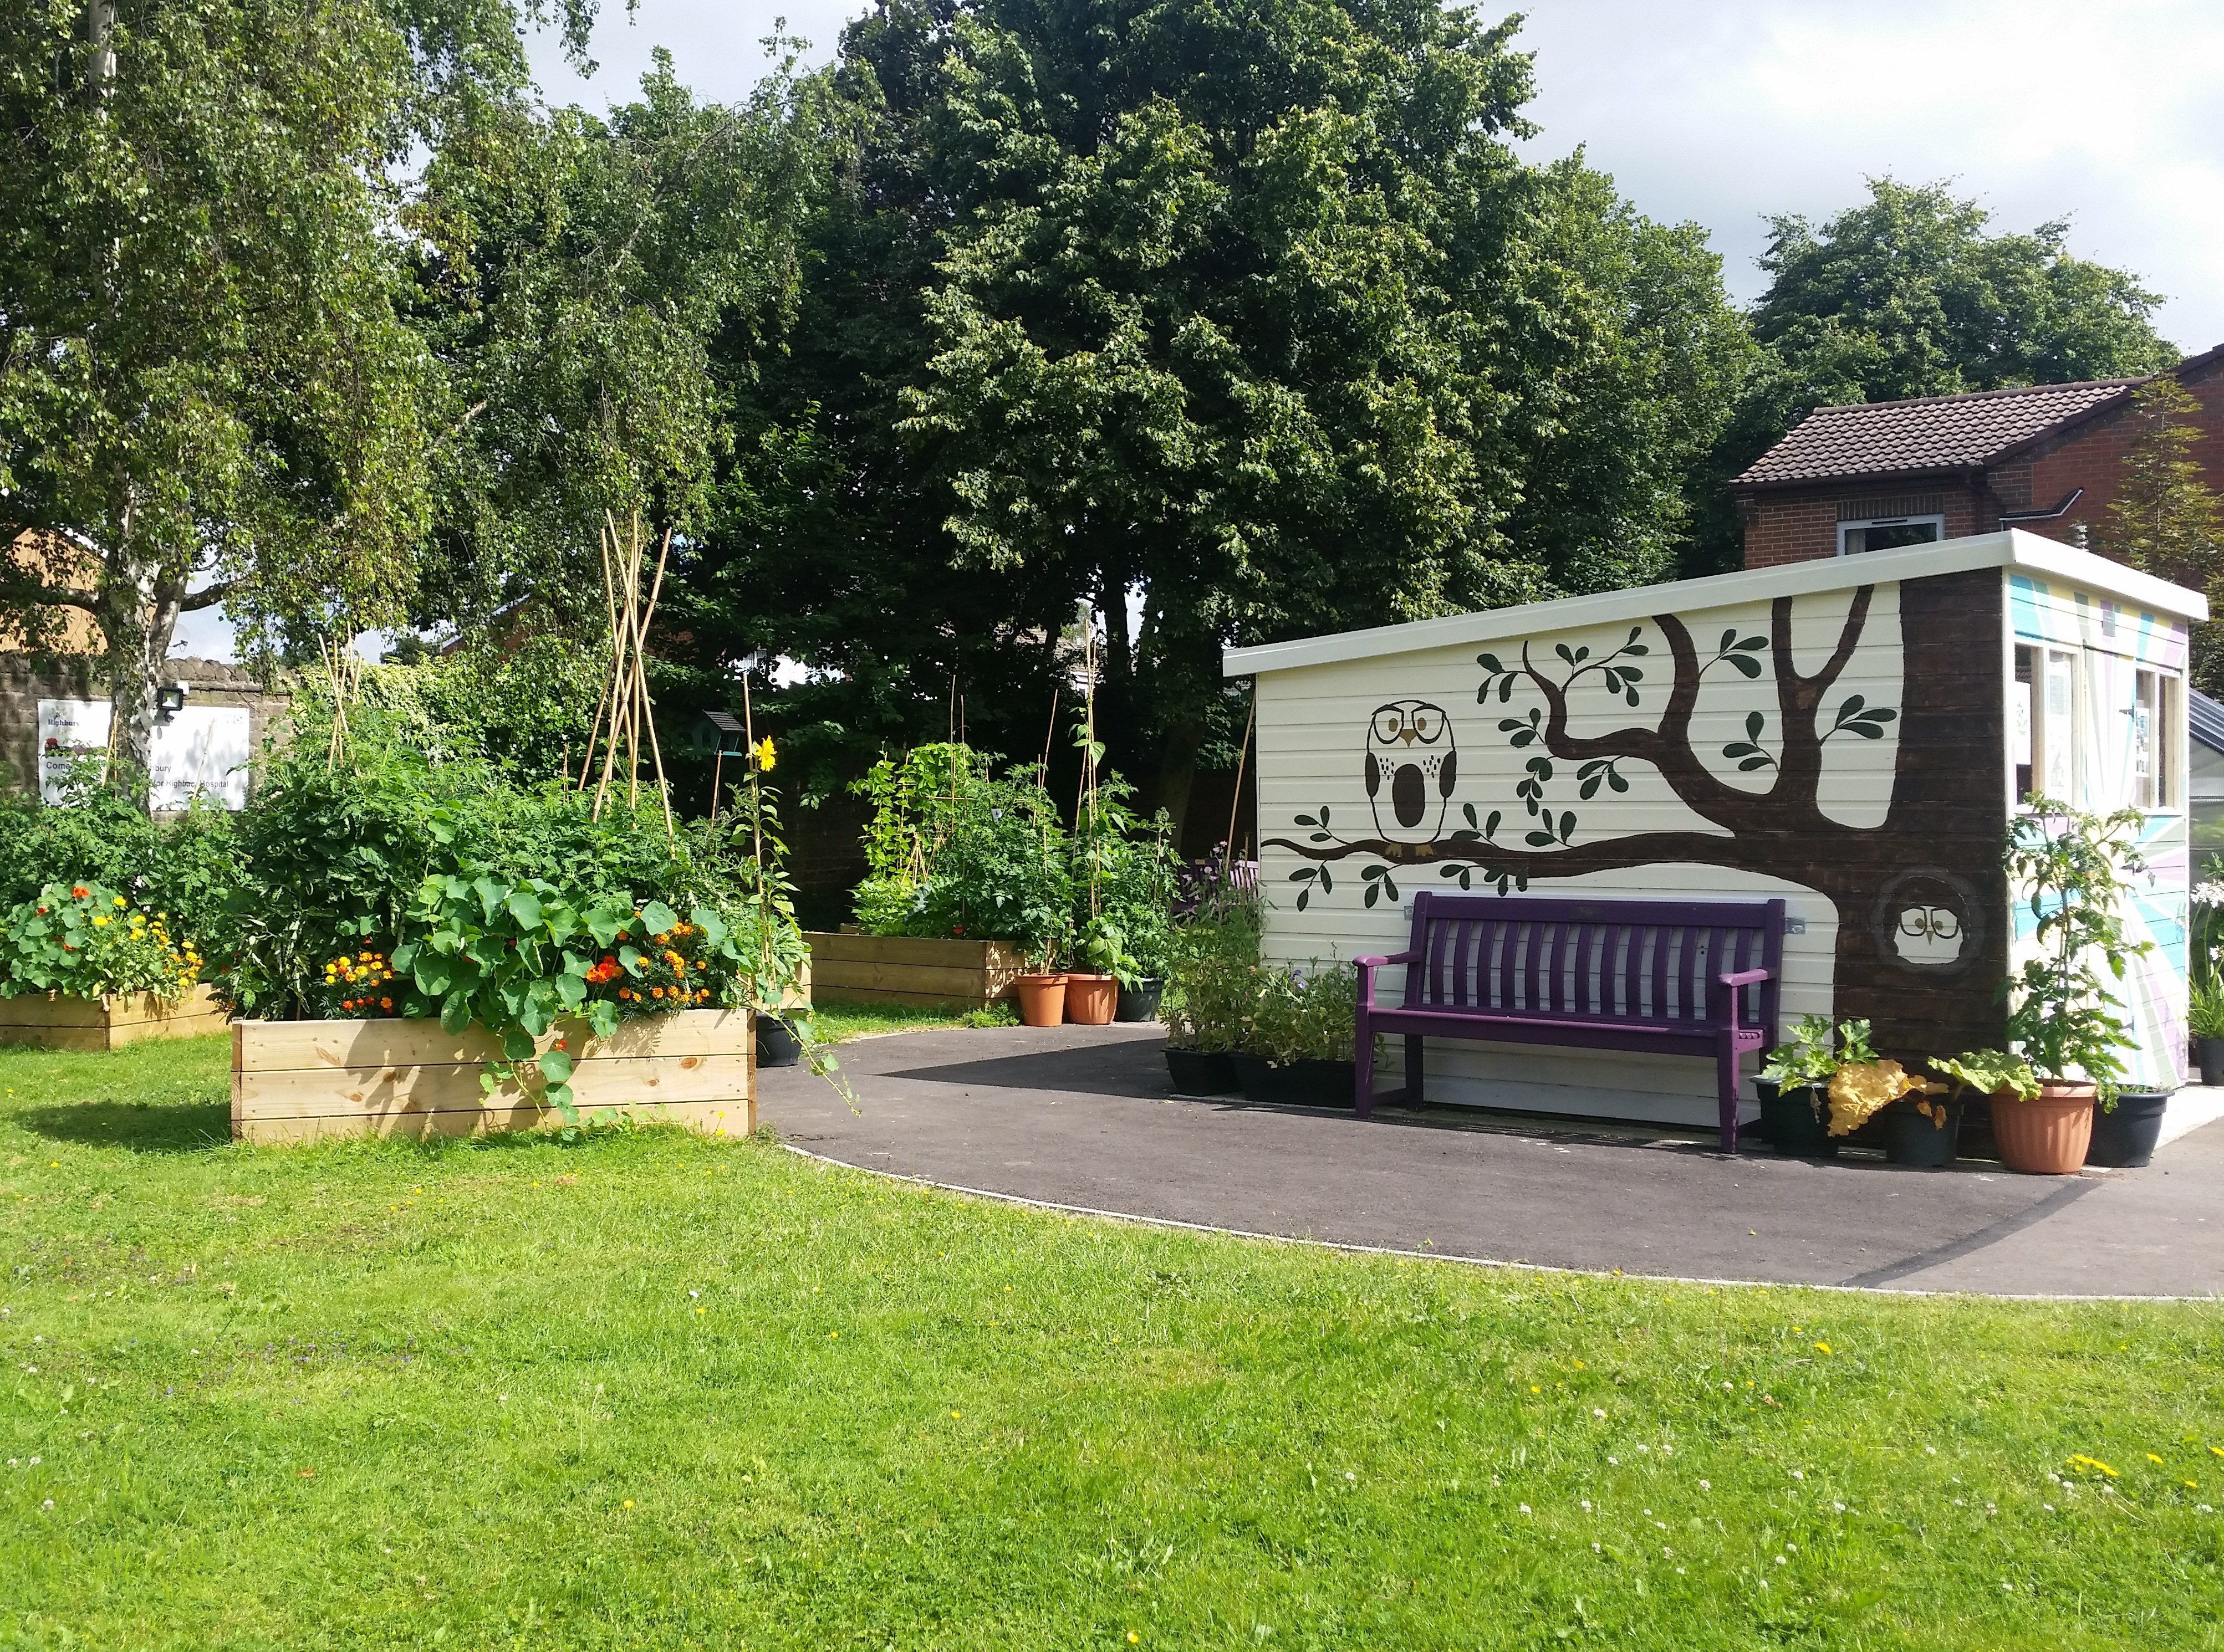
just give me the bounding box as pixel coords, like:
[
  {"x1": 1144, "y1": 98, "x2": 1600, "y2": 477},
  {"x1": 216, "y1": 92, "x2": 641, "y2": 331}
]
[
  {"x1": 1063, "y1": 973, "x2": 1118, "y2": 1025},
  {"x1": 1013, "y1": 973, "x2": 1068, "y2": 1028},
  {"x1": 1991, "y1": 1080, "x2": 2096, "y2": 1175}
]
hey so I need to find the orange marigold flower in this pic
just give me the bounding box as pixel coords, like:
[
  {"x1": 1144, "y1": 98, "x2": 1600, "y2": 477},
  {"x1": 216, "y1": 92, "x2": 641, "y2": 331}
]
[{"x1": 71, "y1": 884, "x2": 89, "y2": 898}]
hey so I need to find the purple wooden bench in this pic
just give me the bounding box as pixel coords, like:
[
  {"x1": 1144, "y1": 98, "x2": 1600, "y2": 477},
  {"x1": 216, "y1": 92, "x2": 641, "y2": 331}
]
[{"x1": 1354, "y1": 892, "x2": 1785, "y2": 1153}]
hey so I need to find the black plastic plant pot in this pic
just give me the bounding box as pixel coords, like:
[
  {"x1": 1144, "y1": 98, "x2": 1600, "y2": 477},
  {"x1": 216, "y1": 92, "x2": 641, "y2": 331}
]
[
  {"x1": 1759, "y1": 1082, "x2": 1837, "y2": 1158},
  {"x1": 756, "y1": 1015, "x2": 804, "y2": 1068},
  {"x1": 1165, "y1": 1047, "x2": 1239, "y2": 1096},
  {"x1": 2087, "y1": 1090, "x2": 2170, "y2": 1169},
  {"x1": 1115, "y1": 979, "x2": 1164, "y2": 1022},
  {"x1": 1278, "y1": 1057, "x2": 1354, "y2": 1107},
  {"x1": 1230, "y1": 1052, "x2": 1274, "y2": 1101},
  {"x1": 2199, "y1": 1039, "x2": 2224, "y2": 1087},
  {"x1": 1884, "y1": 1098, "x2": 1961, "y2": 1168}
]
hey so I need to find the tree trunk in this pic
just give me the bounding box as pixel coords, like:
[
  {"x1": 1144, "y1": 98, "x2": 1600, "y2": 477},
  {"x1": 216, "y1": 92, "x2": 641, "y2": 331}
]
[
  {"x1": 99, "y1": 555, "x2": 183, "y2": 811},
  {"x1": 1154, "y1": 718, "x2": 1203, "y2": 854}
]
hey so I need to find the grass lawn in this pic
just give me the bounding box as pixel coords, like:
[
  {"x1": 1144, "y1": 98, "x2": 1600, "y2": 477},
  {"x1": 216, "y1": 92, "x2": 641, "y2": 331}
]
[{"x1": 2, "y1": 1034, "x2": 2221, "y2": 1649}]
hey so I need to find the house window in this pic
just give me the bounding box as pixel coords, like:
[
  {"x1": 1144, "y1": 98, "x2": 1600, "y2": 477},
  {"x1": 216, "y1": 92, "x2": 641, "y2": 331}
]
[{"x1": 1838, "y1": 514, "x2": 1945, "y2": 555}]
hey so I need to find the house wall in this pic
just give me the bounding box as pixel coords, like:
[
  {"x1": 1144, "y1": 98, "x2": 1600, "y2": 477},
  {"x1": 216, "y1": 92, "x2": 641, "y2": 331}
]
[
  {"x1": 1741, "y1": 355, "x2": 2224, "y2": 569},
  {"x1": 1252, "y1": 568, "x2": 2009, "y2": 1128},
  {"x1": 1741, "y1": 482, "x2": 1985, "y2": 570},
  {"x1": 0, "y1": 656, "x2": 289, "y2": 810}
]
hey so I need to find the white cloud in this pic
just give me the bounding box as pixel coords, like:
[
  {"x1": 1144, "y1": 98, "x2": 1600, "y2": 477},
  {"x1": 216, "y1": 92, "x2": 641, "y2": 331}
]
[{"x1": 1511, "y1": 0, "x2": 2224, "y2": 348}]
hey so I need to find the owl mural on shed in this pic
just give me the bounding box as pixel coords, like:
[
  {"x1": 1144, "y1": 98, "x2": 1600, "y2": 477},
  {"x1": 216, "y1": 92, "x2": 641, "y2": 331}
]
[{"x1": 1365, "y1": 699, "x2": 1458, "y2": 843}]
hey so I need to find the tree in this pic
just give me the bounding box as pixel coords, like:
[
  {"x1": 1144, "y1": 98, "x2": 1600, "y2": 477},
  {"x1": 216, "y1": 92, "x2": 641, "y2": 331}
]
[
  {"x1": 686, "y1": 0, "x2": 1749, "y2": 835},
  {"x1": 405, "y1": 43, "x2": 846, "y2": 632},
  {"x1": 2098, "y1": 374, "x2": 2224, "y2": 692},
  {"x1": 1689, "y1": 178, "x2": 2181, "y2": 573},
  {"x1": 0, "y1": 0, "x2": 600, "y2": 795}
]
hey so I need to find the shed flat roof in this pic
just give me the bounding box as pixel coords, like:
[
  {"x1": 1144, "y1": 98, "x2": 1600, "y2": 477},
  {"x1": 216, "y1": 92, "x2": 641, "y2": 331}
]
[{"x1": 1223, "y1": 530, "x2": 2206, "y2": 678}]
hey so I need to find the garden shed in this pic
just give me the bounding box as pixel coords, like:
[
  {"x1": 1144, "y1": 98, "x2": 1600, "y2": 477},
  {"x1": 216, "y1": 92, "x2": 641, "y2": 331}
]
[{"x1": 1225, "y1": 529, "x2": 2205, "y2": 1129}]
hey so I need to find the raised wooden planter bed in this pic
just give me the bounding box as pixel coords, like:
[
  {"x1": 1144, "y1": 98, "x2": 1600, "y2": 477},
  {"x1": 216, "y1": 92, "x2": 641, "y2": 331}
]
[
  {"x1": 231, "y1": 1008, "x2": 755, "y2": 1145},
  {"x1": 0, "y1": 984, "x2": 229, "y2": 1051},
  {"x1": 802, "y1": 931, "x2": 1023, "y2": 1009}
]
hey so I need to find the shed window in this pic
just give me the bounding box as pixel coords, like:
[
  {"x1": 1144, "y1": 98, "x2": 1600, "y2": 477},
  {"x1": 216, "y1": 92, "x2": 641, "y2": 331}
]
[
  {"x1": 2131, "y1": 667, "x2": 2176, "y2": 809},
  {"x1": 1838, "y1": 514, "x2": 1944, "y2": 555},
  {"x1": 2014, "y1": 644, "x2": 2078, "y2": 803}
]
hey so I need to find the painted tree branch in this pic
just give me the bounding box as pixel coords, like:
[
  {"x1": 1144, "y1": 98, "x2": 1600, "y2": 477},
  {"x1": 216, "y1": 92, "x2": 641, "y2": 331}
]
[
  {"x1": 1261, "y1": 828, "x2": 1737, "y2": 874},
  {"x1": 1771, "y1": 585, "x2": 1874, "y2": 816},
  {"x1": 1521, "y1": 613, "x2": 1752, "y2": 831}
]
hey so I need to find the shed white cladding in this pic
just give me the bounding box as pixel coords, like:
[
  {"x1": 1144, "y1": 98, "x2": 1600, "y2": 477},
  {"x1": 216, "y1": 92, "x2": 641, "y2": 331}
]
[
  {"x1": 1228, "y1": 530, "x2": 2207, "y2": 1127},
  {"x1": 1247, "y1": 587, "x2": 1906, "y2": 1126}
]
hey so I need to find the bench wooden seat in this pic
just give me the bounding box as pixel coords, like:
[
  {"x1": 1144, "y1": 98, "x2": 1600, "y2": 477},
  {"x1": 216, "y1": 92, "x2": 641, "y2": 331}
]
[{"x1": 1354, "y1": 892, "x2": 1786, "y2": 1152}]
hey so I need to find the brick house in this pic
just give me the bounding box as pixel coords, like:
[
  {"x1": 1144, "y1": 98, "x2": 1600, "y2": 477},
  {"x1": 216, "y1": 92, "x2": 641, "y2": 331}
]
[{"x1": 1733, "y1": 342, "x2": 2224, "y2": 569}]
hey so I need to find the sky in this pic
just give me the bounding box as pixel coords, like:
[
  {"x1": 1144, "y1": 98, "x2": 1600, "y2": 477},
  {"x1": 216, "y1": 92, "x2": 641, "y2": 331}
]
[{"x1": 170, "y1": 0, "x2": 2224, "y2": 659}]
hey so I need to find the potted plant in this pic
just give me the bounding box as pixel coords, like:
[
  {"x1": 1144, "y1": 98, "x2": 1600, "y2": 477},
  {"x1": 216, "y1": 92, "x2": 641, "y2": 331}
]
[
  {"x1": 1757, "y1": 1015, "x2": 1853, "y2": 1158},
  {"x1": 2087, "y1": 1085, "x2": 2173, "y2": 1168},
  {"x1": 1065, "y1": 917, "x2": 1125, "y2": 1025},
  {"x1": 1013, "y1": 954, "x2": 1069, "y2": 1028},
  {"x1": 1160, "y1": 879, "x2": 1260, "y2": 1094},
  {"x1": 1812, "y1": 1034, "x2": 1948, "y2": 1165},
  {"x1": 1994, "y1": 800, "x2": 2153, "y2": 1174},
  {"x1": 2189, "y1": 983, "x2": 2224, "y2": 1086},
  {"x1": 1235, "y1": 961, "x2": 1356, "y2": 1107}
]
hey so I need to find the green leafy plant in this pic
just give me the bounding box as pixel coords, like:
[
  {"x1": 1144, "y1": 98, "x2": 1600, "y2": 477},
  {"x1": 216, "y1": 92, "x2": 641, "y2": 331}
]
[
  {"x1": 1931, "y1": 1050, "x2": 2041, "y2": 1103},
  {"x1": 389, "y1": 877, "x2": 754, "y2": 1116},
  {"x1": 2003, "y1": 799, "x2": 2152, "y2": 1105},
  {"x1": 1249, "y1": 961, "x2": 1358, "y2": 1066},
  {"x1": 2187, "y1": 983, "x2": 2224, "y2": 1041},
  {"x1": 0, "y1": 881, "x2": 203, "y2": 1001},
  {"x1": 1759, "y1": 1015, "x2": 1877, "y2": 1090}
]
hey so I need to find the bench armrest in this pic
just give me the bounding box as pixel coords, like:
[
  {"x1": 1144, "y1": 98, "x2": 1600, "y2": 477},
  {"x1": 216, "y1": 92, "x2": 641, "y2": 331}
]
[
  {"x1": 1716, "y1": 968, "x2": 1773, "y2": 988},
  {"x1": 1355, "y1": 950, "x2": 1420, "y2": 1013}
]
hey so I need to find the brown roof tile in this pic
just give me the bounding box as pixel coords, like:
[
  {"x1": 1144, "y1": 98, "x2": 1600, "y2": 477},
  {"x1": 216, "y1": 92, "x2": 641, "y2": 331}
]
[{"x1": 1733, "y1": 378, "x2": 2140, "y2": 488}]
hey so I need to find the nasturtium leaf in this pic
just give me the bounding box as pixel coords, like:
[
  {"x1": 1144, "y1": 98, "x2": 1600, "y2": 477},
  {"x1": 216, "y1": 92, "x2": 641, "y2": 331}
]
[
  {"x1": 539, "y1": 1047, "x2": 574, "y2": 1084},
  {"x1": 441, "y1": 989, "x2": 472, "y2": 1035},
  {"x1": 556, "y1": 973, "x2": 587, "y2": 1008},
  {"x1": 505, "y1": 889, "x2": 543, "y2": 929},
  {"x1": 392, "y1": 941, "x2": 418, "y2": 974},
  {"x1": 503, "y1": 1026, "x2": 537, "y2": 1061},
  {"x1": 640, "y1": 899, "x2": 679, "y2": 937},
  {"x1": 473, "y1": 876, "x2": 506, "y2": 920},
  {"x1": 692, "y1": 907, "x2": 727, "y2": 947},
  {"x1": 589, "y1": 1001, "x2": 621, "y2": 1040}
]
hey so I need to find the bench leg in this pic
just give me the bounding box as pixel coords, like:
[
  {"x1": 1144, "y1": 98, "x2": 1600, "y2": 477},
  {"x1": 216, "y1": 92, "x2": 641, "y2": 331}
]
[
  {"x1": 1405, "y1": 1035, "x2": 1424, "y2": 1108},
  {"x1": 1715, "y1": 1035, "x2": 1741, "y2": 1155},
  {"x1": 1354, "y1": 1029, "x2": 1422, "y2": 1118}
]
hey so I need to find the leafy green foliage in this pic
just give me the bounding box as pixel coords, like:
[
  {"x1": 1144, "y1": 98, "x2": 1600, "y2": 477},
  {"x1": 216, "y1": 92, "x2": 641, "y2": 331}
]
[
  {"x1": 1249, "y1": 961, "x2": 1359, "y2": 1066},
  {"x1": 1931, "y1": 1050, "x2": 2041, "y2": 1103},
  {"x1": 0, "y1": 766, "x2": 236, "y2": 946},
  {"x1": 2096, "y1": 375, "x2": 2224, "y2": 696},
  {"x1": 2003, "y1": 800, "x2": 2152, "y2": 1102},
  {"x1": 851, "y1": 744, "x2": 1077, "y2": 963},
  {"x1": 1759, "y1": 1015, "x2": 1879, "y2": 1091},
  {"x1": 0, "y1": 881, "x2": 201, "y2": 1000}
]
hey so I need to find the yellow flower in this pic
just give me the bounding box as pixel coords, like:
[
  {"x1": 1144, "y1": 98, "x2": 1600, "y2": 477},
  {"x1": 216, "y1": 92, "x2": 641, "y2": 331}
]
[
  {"x1": 1813, "y1": 1341, "x2": 1832, "y2": 1354},
  {"x1": 1827, "y1": 1060, "x2": 1918, "y2": 1136},
  {"x1": 113, "y1": 896, "x2": 126, "y2": 907},
  {"x1": 754, "y1": 735, "x2": 777, "y2": 772},
  {"x1": 2148, "y1": 1453, "x2": 2165, "y2": 1464},
  {"x1": 92, "y1": 914, "x2": 110, "y2": 927}
]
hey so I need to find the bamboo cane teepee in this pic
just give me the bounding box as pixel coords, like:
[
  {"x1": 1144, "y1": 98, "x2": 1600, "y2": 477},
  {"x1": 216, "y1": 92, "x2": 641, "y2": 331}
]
[{"x1": 575, "y1": 512, "x2": 675, "y2": 837}]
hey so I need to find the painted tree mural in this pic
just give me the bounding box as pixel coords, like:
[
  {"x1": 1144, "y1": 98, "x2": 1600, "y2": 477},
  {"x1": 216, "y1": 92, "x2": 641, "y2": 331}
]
[{"x1": 1263, "y1": 570, "x2": 2009, "y2": 1058}]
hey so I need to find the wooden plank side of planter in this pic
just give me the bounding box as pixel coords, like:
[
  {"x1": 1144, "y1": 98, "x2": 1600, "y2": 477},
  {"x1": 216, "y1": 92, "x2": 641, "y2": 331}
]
[
  {"x1": 803, "y1": 933, "x2": 1024, "y2": 1008},
  {"x1": 0, "y1": 984, "x2": 227, "y2": 1049},
  {"x1": 235, "y1": 1052, "x2": 753, "y2": 1119},
  {"x1": 240, "y1": 1097, "x2": 749, "y2": 1145},
  {"x1": 232, "y1": 1009, "x2": 754, "y2": 1145},
  {"x1": 0, "y1": 993, "x2": 108, "y2": 1030},
  {"x1": 108, "y1": 986, "x2": 229, "y2": 1046},
  {"x1": 235, "y1": 1009, "x2": 748, "y2": 1073}
]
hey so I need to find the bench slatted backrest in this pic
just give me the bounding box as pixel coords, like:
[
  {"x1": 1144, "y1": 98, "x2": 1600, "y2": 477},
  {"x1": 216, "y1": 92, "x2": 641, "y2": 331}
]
[{"x1": 1401, "y1": 892, "x2": 1783, "y2": 1031}]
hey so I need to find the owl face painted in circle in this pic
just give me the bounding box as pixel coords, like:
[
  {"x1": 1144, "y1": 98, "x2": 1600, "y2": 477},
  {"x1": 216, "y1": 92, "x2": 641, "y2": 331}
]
[{"x1": 1364, "y1": 699, "x2": 1457, "y2": 843}]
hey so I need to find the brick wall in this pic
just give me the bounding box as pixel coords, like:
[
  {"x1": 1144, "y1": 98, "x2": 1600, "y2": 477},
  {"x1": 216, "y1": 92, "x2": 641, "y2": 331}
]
[
  {"x1": 1740, "y1": 355, "x2": 2224, "y2": 569},
  {"x1": 0, "y1": 656, "x2": 290, "y2": 811},
  {"x1": 1741, "y1": 482, "x2": 1983, "y2": 568}
]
